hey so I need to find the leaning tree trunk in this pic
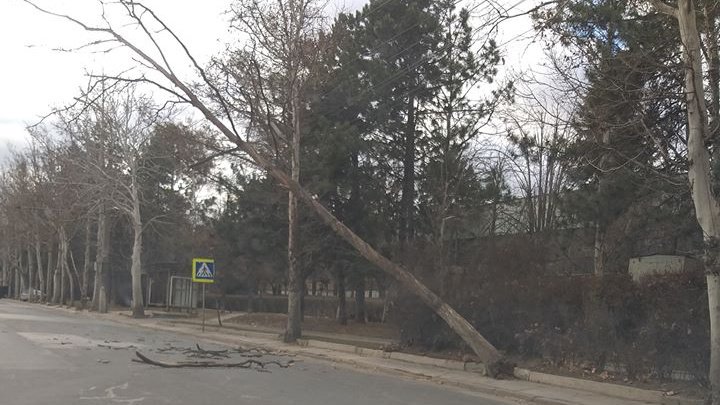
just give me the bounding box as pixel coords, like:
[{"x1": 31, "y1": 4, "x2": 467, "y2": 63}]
[
  {"x1": 655, "y1": 0, "x2": 720, "y2": 402},
  {"x1": 130, "y1": 179, "x2": 145, "y2": 318}
]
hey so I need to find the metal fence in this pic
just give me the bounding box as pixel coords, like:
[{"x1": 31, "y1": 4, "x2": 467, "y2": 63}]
[{"x1": 167, "y1": 276, "x2": 198, "y2": 311}]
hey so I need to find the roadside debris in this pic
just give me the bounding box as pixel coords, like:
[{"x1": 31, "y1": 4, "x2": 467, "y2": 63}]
[
  {"x1": 132, "y1": 343, "x2": 296, "y2": 370},
  {"x1": 133, "y1": 350, "x2": 295, "y2": 369}
]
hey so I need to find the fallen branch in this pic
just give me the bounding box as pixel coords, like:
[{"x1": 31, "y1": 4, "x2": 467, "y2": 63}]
[
  {"x1": 196, "y1": 344, "x2": 227, "y2": 355},
  {"x1": 134, "y1": 351, "x2": 295, "y2": 369}
]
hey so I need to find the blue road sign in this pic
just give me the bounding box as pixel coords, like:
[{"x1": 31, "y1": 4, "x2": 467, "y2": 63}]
[{"x1": 192, "y1": 258, "x2": 215, "y2": 283}]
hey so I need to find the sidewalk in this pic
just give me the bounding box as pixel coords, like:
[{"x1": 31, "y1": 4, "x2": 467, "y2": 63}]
[{"x1": 44, "y1": 305, "x2": 704, "y2": 405}]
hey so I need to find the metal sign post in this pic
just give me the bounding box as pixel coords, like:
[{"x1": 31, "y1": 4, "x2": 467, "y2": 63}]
[{"x1": 191, "y1": 258, "x2": 215, "y2": 333}]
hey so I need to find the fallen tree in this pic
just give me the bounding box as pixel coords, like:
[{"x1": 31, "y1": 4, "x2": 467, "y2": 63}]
[{"x1": 23, "y1": 0, "x2": 507, "y2": 374}]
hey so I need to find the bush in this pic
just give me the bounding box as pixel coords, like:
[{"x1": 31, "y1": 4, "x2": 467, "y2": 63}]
[{"x1": 392, "y1": 236, "x2": 710, "y2": 379}]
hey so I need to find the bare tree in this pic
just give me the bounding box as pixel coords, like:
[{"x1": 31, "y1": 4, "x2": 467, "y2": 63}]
[
  {"x1": 502, "y1": 93, "x2": 570, "y2": 235},
  {"x1": 56, "y1": 85, "x2": 165, "y2": 318},
  {"x1": 218, "y1": 0, "x2": 326, "y2": 342}
]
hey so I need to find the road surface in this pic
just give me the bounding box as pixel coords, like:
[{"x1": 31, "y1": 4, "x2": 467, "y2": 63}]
[{"x1": 0, "y1": 300, "x2": 513, "y2": 405}]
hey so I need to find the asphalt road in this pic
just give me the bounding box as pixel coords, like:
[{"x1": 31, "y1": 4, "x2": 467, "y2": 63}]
[{"x1": 0, "y1": 300, "x2": 513, "y2": 405}]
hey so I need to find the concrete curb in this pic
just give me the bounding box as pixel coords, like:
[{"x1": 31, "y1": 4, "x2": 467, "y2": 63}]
[
  {"x1": 300, "y1": 339, "x2": 488, "y2": 374},
  {"x1": 25, "y1": 302, "x2": 705, "y2": 405},
  {"x1": 513, "y1": 368, "x2": 705, "y2": 405}
]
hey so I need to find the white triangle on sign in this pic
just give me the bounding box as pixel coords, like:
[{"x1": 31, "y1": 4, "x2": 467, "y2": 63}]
[{"x1": 196, "y1": 262, "x2": 213, "y2": 278}]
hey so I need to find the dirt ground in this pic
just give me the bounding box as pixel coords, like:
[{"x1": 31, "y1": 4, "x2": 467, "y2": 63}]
[{"x1": 226, "y1": 312, "x2": 401, "y2": 341}]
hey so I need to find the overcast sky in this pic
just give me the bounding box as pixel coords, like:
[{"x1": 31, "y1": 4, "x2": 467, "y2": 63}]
[{"x1": 0, "y1": 0, "x2": 539, "y2": 163}]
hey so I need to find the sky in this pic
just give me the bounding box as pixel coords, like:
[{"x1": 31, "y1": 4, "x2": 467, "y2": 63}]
[{"x1": 0, "y1": 0, "x2": 540, "y2": 163}]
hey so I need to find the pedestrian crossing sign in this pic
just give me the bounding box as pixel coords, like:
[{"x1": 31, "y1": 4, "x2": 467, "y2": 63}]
[{"x1": 192, "y1": 258, "x2": 215, "y2": 283}]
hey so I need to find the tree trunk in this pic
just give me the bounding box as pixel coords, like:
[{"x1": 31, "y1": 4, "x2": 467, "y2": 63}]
[
  {"x1": 8, "y1": 267, "x2": 14, "y2": 299},
  {"x1": 14, "y1": 249, "x2": 21, "y2": 299},
  {"x1": 82, "y1": 218, "x2": 92, "y2": 303},
  {"x1": 381, "y1": 282, "x2": 395, "y2": 323},
  {"x1": 59, "y1": 240, "x2": 66, "y2": 306},
  {"x1": 59, "y1": 226, "x2": 73, "y2": 306},
  {"x1": 91, "y1": 205, "x2": 109, "y2": 311},
  {"x1": 336, "y1": 267, "x2": 347, "y2": 325},
  {"x1": 35, "y1": 236, "x2": 44, "y2": 302},
  {"x1": 130, "y1": 181, "x2": 145, "y2": 318},
  {"x1": 19, "y1": 251, "x2": 26, "y2": 299},
  {"x1": 52, "y1": 243, "x2": 61, "y2": 304},
  {"x1": 284, "y1": 86, "x2": 302, "y2": 343},
  {"x1": 593, "y1": 222, "x2": 605, "y2": 276},
  {"x1": 1, "y1": 249, "x2": 7, "y2": 291},
  {"x1": 46, "y1": 242, "x2": 54, "y2": 303},
  {"x1": 706, "y1": 1, "x2": 720, "y2": 130},
  {"x1": 710, "y1": 273, "x2": 720, "y2": 404},
  {"x1": 399, "y1": 94, "x2": 417, "y2": 248},
  {"x1": 656, "y1": 0, "x2": 720, "y2": 401},
  {"x1": 27, "y1": 244, "x2": 34, "y2": 301},
  {"x1": 355, "y1": 278, "x2": 366, "y2": 323}
]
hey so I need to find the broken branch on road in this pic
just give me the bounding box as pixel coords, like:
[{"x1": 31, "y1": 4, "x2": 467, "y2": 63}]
[{"x1": 133, "y1": 351, "x2": 295, "y2": 369}]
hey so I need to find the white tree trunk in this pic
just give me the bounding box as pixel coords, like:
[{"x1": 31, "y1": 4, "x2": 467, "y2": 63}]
[
  {"x1": 130, "y1": 179, "x2": 145, "y2": 318},
  {"x1": 654, "y1": 0, "x2": 720, "y2": 401},
  {"x1": 91, "y1": 205, "x2": 109, "y2": 311},
  {"x1": 284, "y1": 83, "x2": 302, "y2": 343},
  {"x1": 1, "y1": 249, "x2": 6, "y2": 293},
  {"x1": 59, "y1": 226, "x2": 73, "y2": 306},
  {"x1": 35, "y1": 236, "x2": 44, "y2": 302},
  {"x1": 46, "y1": 242, "x2": 54, "y2": 303},
  {"x1": 82, "y1": 218, "x2": 92, "y2": 303},
  {"x1": 14, "y1": 249, "x2": 21, "y2": 299},
  {"x1": 52, "y1": 243, "x2": 61, "y2": 304},
  {"x1": 27, "y1": 244, "x2": 34, "y2": 301}
]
